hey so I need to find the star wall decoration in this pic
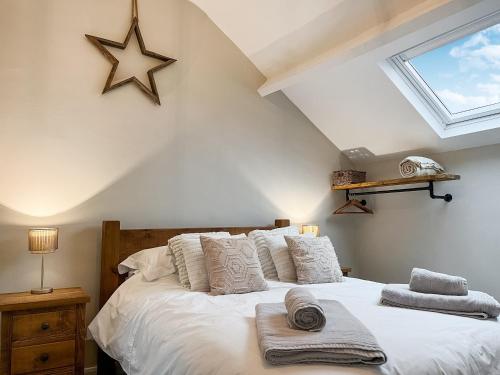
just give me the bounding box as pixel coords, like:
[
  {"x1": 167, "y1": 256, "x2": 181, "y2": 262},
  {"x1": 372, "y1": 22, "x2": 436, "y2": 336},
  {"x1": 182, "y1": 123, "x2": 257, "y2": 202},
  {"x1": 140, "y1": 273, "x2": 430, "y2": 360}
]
[{"x1": 85, "y1": 17, "x2": 177, "y2": 105}]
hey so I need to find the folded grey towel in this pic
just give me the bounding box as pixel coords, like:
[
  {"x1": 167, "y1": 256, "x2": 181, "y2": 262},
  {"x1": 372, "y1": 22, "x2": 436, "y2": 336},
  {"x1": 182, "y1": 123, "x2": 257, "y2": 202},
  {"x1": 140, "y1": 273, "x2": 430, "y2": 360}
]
[
  {"x1": 256, "y1": 300, "x2": 387, "y2": 366},
  {"x1": 284, "y1": 288, "x2": 326, "y2": 332},
  {"x1": 409, "y1": 268, "x2": 468, "y2": 296},
  {"x1": 381, "y1": 284, "x2": 500, "y2": 319}
]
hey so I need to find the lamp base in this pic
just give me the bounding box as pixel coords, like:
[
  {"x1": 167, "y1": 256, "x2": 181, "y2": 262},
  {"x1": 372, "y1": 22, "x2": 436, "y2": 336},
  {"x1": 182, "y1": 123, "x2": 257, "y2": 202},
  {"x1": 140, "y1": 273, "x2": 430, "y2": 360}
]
[{"x1": 31, "y1": 287, "x2": 53, "y2": 295}]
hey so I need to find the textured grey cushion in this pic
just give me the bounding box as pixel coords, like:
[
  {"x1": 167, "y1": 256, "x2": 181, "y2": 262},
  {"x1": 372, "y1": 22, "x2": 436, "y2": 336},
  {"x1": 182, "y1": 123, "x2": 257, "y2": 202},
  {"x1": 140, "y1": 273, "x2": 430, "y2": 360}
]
[
  {"x1": 200, "y1": 236, "x2": 268, "y2": 295},
  {"x1": 264, "y1": 235, "x2": 297, "y2": 282},
  {"x1": 266, "y1": 233, "x2": 316, "y2": 282},
  {"x1": 182, "y1": 237, "x2": 211, "y2": 292},
  {"x1": 285, "y1": 236, "x2": 343, "y2": 284},
  {"x1": 184, "y1": 234, "x2": 246, "y2": 292},
  {"x1": 249, "y1": 226, "x2": 299, "y2": 280},
  {"x1": 168, "y1": 232, "x2": 230, "y2": 288}
]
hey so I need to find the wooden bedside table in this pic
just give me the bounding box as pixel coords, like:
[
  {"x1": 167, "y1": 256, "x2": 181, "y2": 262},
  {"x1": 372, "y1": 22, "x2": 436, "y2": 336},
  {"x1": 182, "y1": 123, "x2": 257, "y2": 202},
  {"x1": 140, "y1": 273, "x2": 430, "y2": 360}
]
[
  {"x1": 341, "y1": 267, "x2": 352, "y2": 277},
  {"x1": 0, "y1": 288, "x2": 90, "y2": 375}
]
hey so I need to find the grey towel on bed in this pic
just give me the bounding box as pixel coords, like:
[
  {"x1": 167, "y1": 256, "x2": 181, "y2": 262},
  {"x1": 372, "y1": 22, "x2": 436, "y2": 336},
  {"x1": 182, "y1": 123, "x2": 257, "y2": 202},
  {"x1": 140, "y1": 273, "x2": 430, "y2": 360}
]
[
  {"x1": 381, "y1": 284, "x2": 500, "y2": 319},
  {"x1": 284, "y1": 288, "x2": 326, "y2": 331},
  {"x1": 409, "y1": 268, "x2": 468, "y2": 296},
  {"x1": 255, "y1": 300, "x2": 387, "y2": 366}
]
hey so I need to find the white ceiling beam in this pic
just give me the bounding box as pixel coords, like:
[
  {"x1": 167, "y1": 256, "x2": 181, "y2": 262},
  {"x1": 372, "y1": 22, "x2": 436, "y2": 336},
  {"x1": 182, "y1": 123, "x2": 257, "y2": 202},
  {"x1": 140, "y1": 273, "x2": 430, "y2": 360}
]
[{"x1": 258, "y1": 0, "x2": 460, "y2": 97}]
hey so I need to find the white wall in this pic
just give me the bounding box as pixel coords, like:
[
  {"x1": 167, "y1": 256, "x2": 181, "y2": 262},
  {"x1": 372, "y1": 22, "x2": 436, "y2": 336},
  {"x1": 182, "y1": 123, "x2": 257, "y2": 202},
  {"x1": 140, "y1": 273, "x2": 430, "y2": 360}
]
[
  {"x1": 0, "y1": 0, "x2": 356, "y2": 329},
  {"x1": 353, "y1": 143, "x2": 500, "y2": 300},
  {"x1": 282, "y1": 0, "x2": 500, "y2": 156}
]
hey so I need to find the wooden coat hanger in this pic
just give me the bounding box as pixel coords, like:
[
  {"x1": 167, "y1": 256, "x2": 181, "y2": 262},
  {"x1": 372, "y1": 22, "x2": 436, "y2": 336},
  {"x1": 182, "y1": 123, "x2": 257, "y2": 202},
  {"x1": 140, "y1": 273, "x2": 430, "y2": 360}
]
[{"x1": 334, "y1": 197, "x2": 373, "y2": 215}]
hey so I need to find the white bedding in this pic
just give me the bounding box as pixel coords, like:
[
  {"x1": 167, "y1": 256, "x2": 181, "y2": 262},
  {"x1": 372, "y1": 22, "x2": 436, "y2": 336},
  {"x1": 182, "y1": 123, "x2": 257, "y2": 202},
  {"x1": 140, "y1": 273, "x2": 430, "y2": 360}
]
[{"x1": 89, "y1": 274, "x2": 500, "y2": 375}]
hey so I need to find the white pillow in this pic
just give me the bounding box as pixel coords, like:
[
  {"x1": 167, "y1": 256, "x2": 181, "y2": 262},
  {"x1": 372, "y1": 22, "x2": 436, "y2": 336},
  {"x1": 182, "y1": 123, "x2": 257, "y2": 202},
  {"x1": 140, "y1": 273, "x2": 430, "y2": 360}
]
[
  {"x1": 248, "y1": 226, "x2": 300, "y2": 280},
  {"x1": 169, "y1": 232, "x2": 231, "y2": 289},
  {"x1": 117, "y1": 245, "x2": 176, "y2": 282},
  {"x1": 126, "y1": 269, "x2": 140, "y2": 279},
  {"x1": 264, "y1": 233, "x2": 316, "y2": 282},
  {"x1": 184, "y1": 233, "x2": 246, "y2": 292}
]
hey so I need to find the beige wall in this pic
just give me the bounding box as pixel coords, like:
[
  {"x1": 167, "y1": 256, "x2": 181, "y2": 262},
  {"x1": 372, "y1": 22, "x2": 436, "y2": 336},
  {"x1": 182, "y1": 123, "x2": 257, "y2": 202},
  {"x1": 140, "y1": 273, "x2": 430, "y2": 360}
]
[
  {"x1": 353, "y1": 144, "x2": 500, "y2": 300},
  {"x1": 3, "y1": 0, "x2": 499, "y2": 370},
  {"x1": 0, "y1": 0, "x2": 356, "y2": 338}
]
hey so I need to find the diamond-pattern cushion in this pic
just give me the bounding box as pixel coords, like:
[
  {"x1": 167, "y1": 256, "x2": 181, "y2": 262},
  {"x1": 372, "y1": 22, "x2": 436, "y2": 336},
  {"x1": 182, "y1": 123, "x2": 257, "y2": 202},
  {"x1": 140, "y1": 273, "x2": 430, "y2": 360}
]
[
  {"x1": 184, "y1": 234, "x2": 246, "y2": 292},
  {"x1": 285, "y1": 236, "x2": 343, "y2": 284},
  {"x1": 201, "y1": 236, "x2": 268, "y2": 295}
]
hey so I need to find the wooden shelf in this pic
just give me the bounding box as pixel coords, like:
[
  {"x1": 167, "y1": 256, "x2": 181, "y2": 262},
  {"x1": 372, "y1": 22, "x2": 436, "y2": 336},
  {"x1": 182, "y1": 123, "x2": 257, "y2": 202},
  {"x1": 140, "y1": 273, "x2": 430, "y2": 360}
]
[{"x1": 332, "y1": 174, "x2": 460, "y2": 191}]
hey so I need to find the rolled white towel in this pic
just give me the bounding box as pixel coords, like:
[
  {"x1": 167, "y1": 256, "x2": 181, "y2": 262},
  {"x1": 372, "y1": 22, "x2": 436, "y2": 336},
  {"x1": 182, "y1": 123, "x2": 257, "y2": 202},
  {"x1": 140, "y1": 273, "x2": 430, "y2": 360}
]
[
  {"x1": 285, "y1": 288, "x2": 326, "y2": 331},
  {"x1": 399, "y1": 156, "x2": 445, "y2": 178}
]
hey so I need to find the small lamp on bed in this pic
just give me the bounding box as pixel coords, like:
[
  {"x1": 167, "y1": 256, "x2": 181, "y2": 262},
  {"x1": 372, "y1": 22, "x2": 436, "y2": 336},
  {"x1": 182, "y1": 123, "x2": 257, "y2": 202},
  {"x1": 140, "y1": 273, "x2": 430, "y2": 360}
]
[
  {"x1": 28, "y1": 228, "x2": 58, "y2": 294},
  {"x1": 301, "y1": 224, "x2": 319, "y2": 237}
]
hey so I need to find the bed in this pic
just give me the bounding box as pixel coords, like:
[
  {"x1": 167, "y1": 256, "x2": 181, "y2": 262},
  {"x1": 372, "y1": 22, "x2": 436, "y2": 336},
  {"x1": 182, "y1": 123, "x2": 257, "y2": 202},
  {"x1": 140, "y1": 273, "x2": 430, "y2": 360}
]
[{"x1": 91, "y1": 220, "x2": 500, "y2": 375}]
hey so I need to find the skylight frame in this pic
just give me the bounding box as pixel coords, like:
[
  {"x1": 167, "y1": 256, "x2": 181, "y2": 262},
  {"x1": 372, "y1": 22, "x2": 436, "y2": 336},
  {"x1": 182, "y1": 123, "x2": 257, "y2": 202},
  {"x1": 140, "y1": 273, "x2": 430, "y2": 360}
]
[{"x1": 388, "y1": 10, "x2": 500, "y2": 130}]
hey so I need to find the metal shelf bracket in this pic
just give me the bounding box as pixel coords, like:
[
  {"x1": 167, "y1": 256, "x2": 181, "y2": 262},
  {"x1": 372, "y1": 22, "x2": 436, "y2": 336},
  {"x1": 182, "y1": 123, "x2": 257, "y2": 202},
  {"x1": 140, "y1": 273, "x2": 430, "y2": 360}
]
[{"x1": 346, "y1": 181, "x2": 452, "y2": 203}]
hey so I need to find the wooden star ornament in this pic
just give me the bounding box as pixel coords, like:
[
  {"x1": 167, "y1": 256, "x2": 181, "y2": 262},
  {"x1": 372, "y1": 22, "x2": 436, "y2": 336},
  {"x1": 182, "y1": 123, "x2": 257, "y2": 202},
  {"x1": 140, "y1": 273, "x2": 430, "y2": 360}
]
[{"x1": 85, "y1": 17, "x2": 176, "y2": 105}]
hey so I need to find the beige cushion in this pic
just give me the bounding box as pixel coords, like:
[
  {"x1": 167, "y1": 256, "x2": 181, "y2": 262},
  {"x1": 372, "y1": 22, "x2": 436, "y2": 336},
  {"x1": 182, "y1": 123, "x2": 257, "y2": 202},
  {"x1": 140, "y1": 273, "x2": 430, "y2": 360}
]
[
  {"x1": 248, "y1": 226, "x2": 299, "y2": 280},
  {"x1": 265, "y1": 233, "x2": 316, "y2": 282},
  {"x1": 168, "y1": 232, "x2": 230, "y2": 288},
  {"x1": 285, "y1": 236, "x2": 343, "y2": 284},
  {"x1": 201, "y1": 236, "x2": 268, "y2": 295},
  {"x1": 184, "y1": 234, "x2": 246, "y2": 292},
  {"x1": 264, "y1": 235, "x2": 297, "y2": 282}
]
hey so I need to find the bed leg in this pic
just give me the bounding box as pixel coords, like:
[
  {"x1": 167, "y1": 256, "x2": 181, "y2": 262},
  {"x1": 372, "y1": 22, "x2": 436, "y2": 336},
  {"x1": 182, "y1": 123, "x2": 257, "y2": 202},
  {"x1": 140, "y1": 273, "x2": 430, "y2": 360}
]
[{"x1": 97, "y1": 348, "x2": 117, "y2": 375}]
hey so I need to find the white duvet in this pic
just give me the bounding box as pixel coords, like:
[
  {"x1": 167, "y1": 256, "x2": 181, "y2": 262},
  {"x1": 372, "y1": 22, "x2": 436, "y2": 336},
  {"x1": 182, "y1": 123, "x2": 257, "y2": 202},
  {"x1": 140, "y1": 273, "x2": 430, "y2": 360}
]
[{"x1": 89, "y1": 274, "x2": 500, "y2": 375}]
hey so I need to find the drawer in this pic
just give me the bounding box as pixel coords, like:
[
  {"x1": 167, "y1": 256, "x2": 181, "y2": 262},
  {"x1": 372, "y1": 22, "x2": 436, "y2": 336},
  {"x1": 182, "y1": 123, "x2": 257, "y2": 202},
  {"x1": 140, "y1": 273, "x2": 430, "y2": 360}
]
[
  {"x1": 11, "y1": 340, "x2": 75, "y2": 374},
  {"x1": 29, "y1": 367, "x2": 74, "y2": 375},
  {"x1": 13, "y1": 309, "x2": 76, "y2": 342}
]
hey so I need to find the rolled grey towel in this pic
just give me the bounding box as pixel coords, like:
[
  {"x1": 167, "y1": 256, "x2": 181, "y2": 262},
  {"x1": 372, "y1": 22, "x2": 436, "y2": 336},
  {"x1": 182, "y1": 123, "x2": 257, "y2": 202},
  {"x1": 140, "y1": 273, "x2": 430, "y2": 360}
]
[
  {"x1": 284, "y1": 288, "x2": 326, "y2": 331},
  {"x1": 381, "y1": 284, "x2": 500, "y2": 319},
  {"x1": 410, "y1": 268, "x2": 468, "y2": 296}
]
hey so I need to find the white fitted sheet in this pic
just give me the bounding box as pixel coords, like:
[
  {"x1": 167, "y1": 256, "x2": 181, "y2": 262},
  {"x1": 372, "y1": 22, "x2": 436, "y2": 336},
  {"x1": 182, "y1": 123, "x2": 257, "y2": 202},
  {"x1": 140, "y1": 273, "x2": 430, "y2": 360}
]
[{"x1": 89, "y1": 274, "x2": 500, "y2": 375}]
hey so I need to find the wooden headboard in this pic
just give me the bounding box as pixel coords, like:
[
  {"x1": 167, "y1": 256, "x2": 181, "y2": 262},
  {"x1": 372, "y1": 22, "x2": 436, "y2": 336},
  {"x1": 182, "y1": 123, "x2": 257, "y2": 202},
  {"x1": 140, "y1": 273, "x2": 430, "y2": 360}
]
[{"x1": 99, "y1": 219, "x2": 291, "y2": 308}]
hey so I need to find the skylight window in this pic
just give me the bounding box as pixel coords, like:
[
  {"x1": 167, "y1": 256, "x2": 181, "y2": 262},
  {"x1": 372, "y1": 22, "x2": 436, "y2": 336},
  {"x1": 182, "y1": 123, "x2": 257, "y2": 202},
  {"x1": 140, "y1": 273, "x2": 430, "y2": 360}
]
[
  {"x1": 411, "y1": 24, "x2": 500, "y2": 114},
  {"x1": 387, "y1": 11, "x2": 500, "y2": 137}
]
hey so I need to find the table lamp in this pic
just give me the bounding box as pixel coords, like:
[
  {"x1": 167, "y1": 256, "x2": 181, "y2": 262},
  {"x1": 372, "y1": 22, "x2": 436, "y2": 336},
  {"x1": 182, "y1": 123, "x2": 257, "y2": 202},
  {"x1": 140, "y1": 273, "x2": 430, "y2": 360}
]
[
  {"x1": 302, "y1": 224, "x2": 320, "y2": 237},
  {"x1": 28, "y1": 228, "x2": 58, "y2": 294}
]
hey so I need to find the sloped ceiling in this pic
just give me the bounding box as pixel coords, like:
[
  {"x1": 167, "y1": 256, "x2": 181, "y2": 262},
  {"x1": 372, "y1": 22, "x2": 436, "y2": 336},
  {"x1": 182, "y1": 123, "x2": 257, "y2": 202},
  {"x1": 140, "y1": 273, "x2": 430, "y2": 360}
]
[
  {"x1": 191, "y1": 0, "x2": 500, "y2": 157},
  {"x1": 191, "y1": 0, "x2": 428, "y2": 77}
]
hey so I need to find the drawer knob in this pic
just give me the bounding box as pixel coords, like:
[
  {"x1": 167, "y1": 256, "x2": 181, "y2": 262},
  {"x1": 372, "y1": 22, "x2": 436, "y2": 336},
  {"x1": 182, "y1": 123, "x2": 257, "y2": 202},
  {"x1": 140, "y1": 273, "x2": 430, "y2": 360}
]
[
  {"x1": 41, "y1": 322, "x2": 50, "y2": 330},
  {"x1": 40, "y1": 353, "x2": 49, "y2": 362}
]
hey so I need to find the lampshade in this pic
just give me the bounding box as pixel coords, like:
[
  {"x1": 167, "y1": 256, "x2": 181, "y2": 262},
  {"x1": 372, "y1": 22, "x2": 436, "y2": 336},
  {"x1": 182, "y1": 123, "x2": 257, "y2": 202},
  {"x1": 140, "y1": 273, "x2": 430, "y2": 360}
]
[
  {"x1": 28, "y1": 228, "x2": 58, "y2": 254},
  {"x1": 302, "y1": 224, "x2": 320, "y2": 237}
]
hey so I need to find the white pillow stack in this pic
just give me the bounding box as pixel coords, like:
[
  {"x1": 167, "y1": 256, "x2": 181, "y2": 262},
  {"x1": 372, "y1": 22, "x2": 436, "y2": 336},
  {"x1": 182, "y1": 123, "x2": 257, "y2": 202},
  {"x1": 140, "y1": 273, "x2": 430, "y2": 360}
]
[{"x1": 123, "y1": 224, "x2": 343, "y2": 291}]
